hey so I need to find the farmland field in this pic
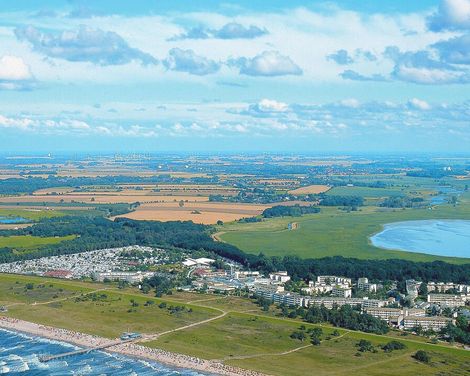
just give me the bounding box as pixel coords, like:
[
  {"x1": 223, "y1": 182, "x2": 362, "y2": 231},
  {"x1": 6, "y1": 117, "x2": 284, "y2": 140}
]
[
  {"x1": 113, "y1": 201, "x2": 270, "y2": 224},
  {"x1": 288, "y1": 184, "x2": 331, "y2": 195}
]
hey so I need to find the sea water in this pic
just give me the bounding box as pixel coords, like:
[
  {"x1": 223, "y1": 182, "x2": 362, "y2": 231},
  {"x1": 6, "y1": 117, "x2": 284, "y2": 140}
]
[
  {"x1": 0, "y1": 329, "x2": 211, "y2": 375},
  {"x1": 370, "y1": 219, "x2": 470, "y2": 258}
]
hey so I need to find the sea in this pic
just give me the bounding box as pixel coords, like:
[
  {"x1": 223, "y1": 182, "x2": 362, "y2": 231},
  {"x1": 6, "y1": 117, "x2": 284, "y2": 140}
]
[
  {"x1": 370, "y1": 219, "x2": 470, "y2": 258},
  {"x1": 0, "y1": 329, "x2": 211, "y2": 375}
]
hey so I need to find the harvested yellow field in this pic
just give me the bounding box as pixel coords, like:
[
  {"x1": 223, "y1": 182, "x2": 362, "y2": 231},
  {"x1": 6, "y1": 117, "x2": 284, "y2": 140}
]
[
  {"x1": 288, "y1": 184, "x2": 331, "y2": 195},
  {"x1": 112, "y1": 201, "x2": 270, "y2": 224}
]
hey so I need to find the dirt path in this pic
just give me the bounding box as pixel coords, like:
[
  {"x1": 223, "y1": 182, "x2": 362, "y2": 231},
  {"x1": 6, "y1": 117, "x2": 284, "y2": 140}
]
[
  {"x1": 142, "y1": 310, "x2": 228, "y2": 342},
  {"x1": 211, "y1": 231, "x2": 226, "y2": 242},
  {"x1": 217, "y1": 331, "x2": 351, "y2": 362}
]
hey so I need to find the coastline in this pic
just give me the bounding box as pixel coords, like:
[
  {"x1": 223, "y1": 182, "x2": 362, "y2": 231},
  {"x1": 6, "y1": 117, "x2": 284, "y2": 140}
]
[{"x1": 0, "y1": 316, "x2": 269, "y2": 376}]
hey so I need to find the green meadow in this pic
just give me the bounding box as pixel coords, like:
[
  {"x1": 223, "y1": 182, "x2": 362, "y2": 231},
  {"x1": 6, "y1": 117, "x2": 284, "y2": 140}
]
[
  {"x1": 0, "y1": 235, "x2": 75, "y2": 253},
  {"x1": 218, "y1": 196, "x2": 470, "y2": 263}
]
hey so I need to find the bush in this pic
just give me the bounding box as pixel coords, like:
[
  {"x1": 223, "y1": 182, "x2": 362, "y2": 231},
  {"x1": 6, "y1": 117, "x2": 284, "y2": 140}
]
[
  {"x1": 382, "y1": 341, "x2": 407, "y2": 352},
  {"x1": 357, "y1": 339, "x2": 374, "y2": 352},
  {"x1": 413, "y1": 350, "x2": 430, "y2": 363}
]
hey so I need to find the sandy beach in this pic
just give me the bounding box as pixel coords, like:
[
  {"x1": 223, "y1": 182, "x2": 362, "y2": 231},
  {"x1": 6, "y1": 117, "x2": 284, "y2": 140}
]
[{"x1": 0, "y1": 316, "x2": 269, "y2": 376}]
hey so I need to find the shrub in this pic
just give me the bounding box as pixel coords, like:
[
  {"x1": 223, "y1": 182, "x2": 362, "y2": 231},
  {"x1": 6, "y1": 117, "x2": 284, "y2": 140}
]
[
  {"x1": 382, "y1": 340, "x2": 407, "y2": 352},
  {"x1": 413, "y1": 350, "x2": 430, "y2": 363}
]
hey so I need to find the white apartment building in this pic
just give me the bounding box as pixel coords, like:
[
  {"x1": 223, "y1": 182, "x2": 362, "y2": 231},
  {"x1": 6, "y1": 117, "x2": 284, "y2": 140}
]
[
  {"x1": 308, "y1": 297, "x2": 386, "y2": 309},
  {"x1": 364, "y1": 307, "x2": 402, "y2": 323},
  {"x1": 427, "y1": 282, "x2": 470, "y2": 294},
  {"x1": 403, "y1": 316, "x2": 453, "y2": 331},
  {"x1": 316, "y1": 275, "x2": 352, "y2": 286},
  {"x1": 269, "y1": 271, "x2": 291, "y2": 284},
  {"x1": 357, "y1": 277, "x2": 378, "y2": 293},
  {"x1": 331, "y1": 287, "x2": 352, "y2": 298},
  {"x1": 406, "y1": 279, "x2": 422, "y2": 299},
  {"x1": 427, "y1": 294, "x2": 466, "y2": 308},
  {"x1": 365, "y1": 307, "x2": 426, "y2": 325}
]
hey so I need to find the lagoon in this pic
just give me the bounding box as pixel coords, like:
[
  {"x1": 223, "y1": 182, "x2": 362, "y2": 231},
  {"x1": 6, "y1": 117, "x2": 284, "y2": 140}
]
[{"x1": 370, "y1": 220, "x2": 470, "y2": 258}]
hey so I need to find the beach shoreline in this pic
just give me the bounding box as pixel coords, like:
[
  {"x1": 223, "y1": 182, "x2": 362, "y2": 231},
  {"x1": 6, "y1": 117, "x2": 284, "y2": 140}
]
[{"x1": 0, "y1": 316, "x2": 268, "y2": 376}]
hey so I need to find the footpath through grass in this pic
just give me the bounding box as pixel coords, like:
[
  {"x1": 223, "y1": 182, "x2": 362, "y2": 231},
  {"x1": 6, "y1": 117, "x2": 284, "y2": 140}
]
[{"x1": 0, "y1": 274, "x2": 469, "y2": 376}]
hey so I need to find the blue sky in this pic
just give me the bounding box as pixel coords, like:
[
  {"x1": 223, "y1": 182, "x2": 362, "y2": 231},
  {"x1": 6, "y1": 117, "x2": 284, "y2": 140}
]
[{"x1": 1, "y1": 0, "x2": 470, "y2": 153}]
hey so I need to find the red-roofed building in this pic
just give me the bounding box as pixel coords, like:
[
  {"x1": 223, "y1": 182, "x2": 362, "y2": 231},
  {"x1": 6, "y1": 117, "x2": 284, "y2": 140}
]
[{"x1": 44, "y1": 270, "x2": 73, "y2": 279}]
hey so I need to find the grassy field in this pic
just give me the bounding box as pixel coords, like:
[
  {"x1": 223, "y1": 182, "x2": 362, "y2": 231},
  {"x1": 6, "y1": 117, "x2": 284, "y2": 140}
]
[
  {"x1": 0, "y1": 235, "x2": 75, "y2": 253},
  {"x1": 148, "y1": 312, "x2": 470, "y2": 376},
  {"x1": 0, "y1": 208, "x2": 67, "y2": 221},
  {"x1": 218, "y1": 197, "x2": 470, "y2": 263},
  {"x1": 326, "y1": 186, "x2": 411, "y2": 198},
  {"x1": 0, "y1": 274, "x2": 468, "y2": 375}
]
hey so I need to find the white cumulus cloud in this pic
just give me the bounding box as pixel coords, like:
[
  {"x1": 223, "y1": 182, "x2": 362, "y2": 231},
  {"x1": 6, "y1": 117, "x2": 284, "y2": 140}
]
[{"x1": 0, "y1": 55, "x2": 34, "y2": 90}]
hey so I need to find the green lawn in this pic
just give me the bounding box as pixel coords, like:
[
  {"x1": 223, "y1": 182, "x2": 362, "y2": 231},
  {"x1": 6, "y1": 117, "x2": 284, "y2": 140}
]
[
  {"x1": 218, "y1": 201, "x2": 470, "y2": 263},
  {"x1": 0, "y1": 235, "x2": 75, "y2": 253},
  {"x1": 1, "y1": 274, "x2": 468, "y2": 375}
]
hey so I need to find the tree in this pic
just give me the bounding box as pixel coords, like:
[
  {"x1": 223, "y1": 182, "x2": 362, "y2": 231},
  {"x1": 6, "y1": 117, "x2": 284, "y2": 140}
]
[
  {"x1": 290, "y1": 331, "x2": 307, "y2": 341},
  {"x1": 311, "y1": 337, "x2": 321, "y2": 346},
  {"x1": 179, "y1": 200, "x2": 184, "y2": 207},
  {"x1": 418, "y1": 283, "x2": 428, "y2": 298},
  {"x1": 413, "y1": 350, "x2": 430, "y2": 363},
  {"x1": 357, "y1": 339, "x2": 374, "y2": 352}
]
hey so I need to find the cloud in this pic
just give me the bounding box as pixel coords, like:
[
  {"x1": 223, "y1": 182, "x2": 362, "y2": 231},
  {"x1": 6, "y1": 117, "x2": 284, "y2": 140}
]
[
  {"x1": 327, "y1": 49, "x2": 353, "y2": 65},
  {"x1": 408, "y1": 98, "x2": 432, "y2": 110},
  {"x1": 392, "y1": 64, "x2": 469, "y2": 84},
  {"x1": 0, "y1": 114, "x2": 161, "y2": 137},
  {"x1": 433, "y1": 34, "x2": 470, "y2": 64},
  {"x1": 163, "y1": 48, "x2": 221, "y2": 75},
  {"x1": 0, "y1": 55, "x2": 35, "y2": 90},
  {"x1": 382, "y1": 46, "x2": 470, "y2": 84},
  {"x1": 214, "y1": 23, "x2": 267, "y2": 39},
  {"x1": 427, "y1": 0, "x2": 470, "y2": 31},
  {"x1": 229, "y1": 51, "x2": 302, "y2": 76},
  {"x1": 241, "y1": 99, "x2": 289, "y2": 116},
  {"x1": 14, "y1": 25, "x2": 157, "y2": 66},
  {"x1": 171, "y1": 22, "x2": 267, "y2": 40},
  {"x1": 340, "y1": 70, "x2": 387, "y2": 82}
]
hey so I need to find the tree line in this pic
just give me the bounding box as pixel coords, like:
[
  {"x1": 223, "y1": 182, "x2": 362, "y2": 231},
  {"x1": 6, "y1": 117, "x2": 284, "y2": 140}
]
[{"x1": 1, "y1": 217, "x2": 469, "y2": 284}]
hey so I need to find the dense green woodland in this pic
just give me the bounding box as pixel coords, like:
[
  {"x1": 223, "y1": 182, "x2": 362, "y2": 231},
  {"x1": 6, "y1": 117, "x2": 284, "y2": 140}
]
[
  {"x1": 1, "y1": 217, "x2": 469, "y2": 284},
  {"x1": 262, "y1": 205, "x2": 320, "y2": 218},
  {"x1": 318, "y1": 195, "x2": 364, "y2": 207}
]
